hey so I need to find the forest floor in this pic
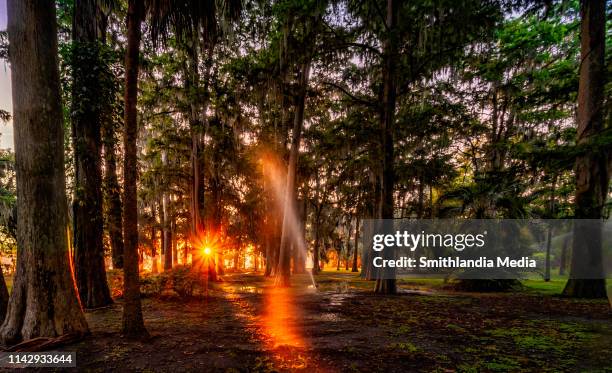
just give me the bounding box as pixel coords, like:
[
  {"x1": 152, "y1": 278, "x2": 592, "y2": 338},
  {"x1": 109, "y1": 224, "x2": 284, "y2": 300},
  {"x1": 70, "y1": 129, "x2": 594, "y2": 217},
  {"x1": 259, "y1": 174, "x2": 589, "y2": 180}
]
[{"x1": 24, "y1": 272, "x2": 612, "y2": 372}]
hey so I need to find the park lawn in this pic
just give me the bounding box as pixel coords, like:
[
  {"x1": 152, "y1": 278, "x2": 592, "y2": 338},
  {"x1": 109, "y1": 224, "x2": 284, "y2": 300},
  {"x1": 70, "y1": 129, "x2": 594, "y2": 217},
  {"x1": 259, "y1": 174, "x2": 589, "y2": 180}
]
[{"x1": 315, "y1": 270, "x2": 612, "y2": 297}]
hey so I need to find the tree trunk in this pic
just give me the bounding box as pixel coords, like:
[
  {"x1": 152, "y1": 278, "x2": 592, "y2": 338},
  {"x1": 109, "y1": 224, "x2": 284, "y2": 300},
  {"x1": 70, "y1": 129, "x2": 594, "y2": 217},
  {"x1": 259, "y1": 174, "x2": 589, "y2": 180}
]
[
  {"x1": 171, "y1": 220, "x2": 178, "y2": 267},
  {"x1": 0, "y1": 271, "x2": 7, "y2": 321},
  {"x1": 99, "y1": 9, "x2": 124, "y2": 271},
  {"x1": 161, "y1": 151, "x2": 171, "y2": 271},
  {"x1": 216, "y1": 251, "x2": 224, "y2": 276},
  {"x1": 292, "y1": 198, "x2": 307, "y2": 274},
  {"x1": 344, "y1": 218, "x2": 351, "y2": 271},
  {"x1": 183, "y1": 35, "x2": 203, "y2": 238},
  {"x1": 544, "y1": 176, "x2": 556, "y2": 282},
  {"x1": 352, "y1": 215, "x2": 360, "y2": 272},
  {"x1": 264, "y1": 233, "x2": 273, "y2": 276},
  {"x1": 375, "y1": 0, "x2": 398, "y2": 295},
  {"x1": 559, "y1": 232, "x2": 570, "y2": 276},
  {"x1": 121, "y1": 0, "x2": 148, "y2": 338},
  {"x1": 299, "y1": 197, "x2": 308, "y2": 273},
  {"x1": 2, "y1": 0, "x2": 89, "y2": 344},
  {"x1": 312, "y1": 207, "x2": 322, "y2": 274},
  {"x1": 185, "y1": 36, "x2": 213, "y2": 239},
  {"x1": 562, "y1": 0, "x2": 608, "y2": 299},
  {"x1": 544, "y1": 226, "x2": 552, "y2": 282},
  {"x1": 102, "y1": 119, "x2": 124, "y2": 269},
  {"x1": 345, "y1": 236, "x2": 350, "y2": 271},
  {"x1": 212, "y1": 180, "x2": 224, "y2": 276},
  {"x1": 71, "y1": 0, "x2": 112, "y2": 309},
  {"x1": 336, "y1": 241, "x2": 341, "y2": 271},
  {"x1": 277, "y1": 60, "x2": 311, "y2": 287},
  {"x1": 151, "y1": 204, "x2": 158, "y2": 274},
  {"x1": 417, "y1": 175, "x2": 424, "y2": 218}
]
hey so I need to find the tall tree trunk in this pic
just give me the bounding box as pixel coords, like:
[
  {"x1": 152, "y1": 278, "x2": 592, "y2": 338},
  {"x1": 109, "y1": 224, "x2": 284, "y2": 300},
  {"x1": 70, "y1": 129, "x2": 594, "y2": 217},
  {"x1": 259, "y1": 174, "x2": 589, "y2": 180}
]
[
  {"x1": 374, "y1": 0, "x2": 398, "y2": 295},
  {"x1": 1, "y1": 0, "x2": 89, "y2": 344},
  {"x1": 312, "y1": 206, "x2": 322, "y2": 274},
  {"x1": 264, "y1": 231, "x2": 273, "y2": 276},
  {"x1": 211, "y1": 175, "x2": 224, "y2": 277},
  {"x1": 292, "y1": 198, "x2": 307, "y2": 274},
  {"x1": 103, "y1": 120, "x2": 124, "y2": 269},
  {"x1": 559, "y1": 232, "x2": 570, "y2": 276},
  {"x1": 185, "y1": 37, "x2": 213, "y2": 240},
  {"x1": 345, "y1": 222, "x2": 350, "y2": 271},
  {"x1": 352, "y1": 216, "x2": 360, "y2": 272},
  {"x1": 99, "y1": 11, "x2": 124, "y2": 271},
  {"x1": 262, "y1": 161, "x2": 273, "y2": 276},
  {"x1": 164, "y1": 226, "x2": 172, "y2": 271},
  {"x1": 417, "y1": 175, "x2": 424, "y2": 218},
  {"x1": 171, "y1": 220, "x2": 178, "y2": 267},
  {"x1": 277, "y1": 61, "x2": 311, "y2": 287},
  {"x1": 562, "y1": 0, "x2": 608, "y2": 299},
  {"x1": 544, "y1": 226, "x2": 552, "y2": 282},
  {"x1": 545, "y1": 176, "x2": 556, "y2": 282},
  {"x1": 122, "y1": 0, "x2": 147, "y2": 338},
  {"x1": 183, "y1": 35, "x2": 203, "y2": 238},
  {"x1": 161, "y1": 150, "x2": 171, "y2": 271},
  {"x1": 71, "y1": 0, "x2": 112, "y2": 309},
  {"x1": 151, "y1": 203, "x2": 158, "y2": 274},
  {"x1": 0, "y1": 271, "x2": 8, "y2": 322}
]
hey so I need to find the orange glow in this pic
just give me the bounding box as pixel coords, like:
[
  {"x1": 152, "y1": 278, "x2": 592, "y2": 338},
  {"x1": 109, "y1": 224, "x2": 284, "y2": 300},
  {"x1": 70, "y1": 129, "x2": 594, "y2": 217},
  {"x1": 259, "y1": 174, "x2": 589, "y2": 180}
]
[
  {"x1": 261, "y1": 287, "x2": 305, "y2": 349},
  {"x1": 203, "y1": 247, "x2": 212, "y2": 256}
]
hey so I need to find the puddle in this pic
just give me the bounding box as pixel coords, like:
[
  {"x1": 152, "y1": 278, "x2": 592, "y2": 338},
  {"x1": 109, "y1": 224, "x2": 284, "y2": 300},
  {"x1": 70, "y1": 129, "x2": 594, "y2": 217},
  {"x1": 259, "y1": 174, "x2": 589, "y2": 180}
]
[
  {"x1": 327, "y1": 292, "x2": 354, "y2": 307},
  {"x1": 318, "y1": 312, "x2": 343, "y2": 322}
]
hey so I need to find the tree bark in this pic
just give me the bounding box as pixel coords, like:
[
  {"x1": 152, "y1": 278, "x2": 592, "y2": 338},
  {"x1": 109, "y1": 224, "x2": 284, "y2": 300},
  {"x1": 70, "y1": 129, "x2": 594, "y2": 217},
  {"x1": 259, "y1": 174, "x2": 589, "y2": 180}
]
[
  {"x1": 375, "y1": 0, "x2": 398, "y2": 295},
  {"x1": 151, "y1": 203, "x2": 158, "y2": 274},
  {"x1": 292, "y1": 198, "x2": 307, "y2": 274},
  {"x1": 559, "y1": 232, "x2": 570, "y2": 276},
  {"x1": 277, "y1": 60, "x2": 311, "y2": 287},
  {"x1": 312, "y1": 214, "x2": 321, "y2": 274},
  {"x1": 71, "y1": 0, "x2": 113, "y2": 309},
  {"x1": 2, "y1": 0, "x2": 89, "y2": 344},
  {"x1": 98, "y1": 0, "x2": 124, "y2": 271},
  {"x1": 264, "y1": 232, "x2": 273, "y2": 276},
  {"x1": 312, "y1": 203, "x2": 323, "y2": 275},
  {"x1": 352, "y1": 216, "x2": 360, "y2": 272},
  {"x1": 171, "y1": 220, "x2": 178, "y2": 267},
  {"x1": 102, "y1": 119, "x2": 124, "y2": 269},
  {"x1": 544, "y1": 176, "x2": 556, "y2": 282},
  {"x1": 184, "y1": 36, "x2": 213, "y2": 240},
  {"x1": 181, "y1": 34, "x2": 203, "y2": 239},
  {"x1": 0, "y1": 271, "x2": 7, "y2": 321},
  {"x1": 562, "y1": 0, "x2": 608, "y2": 299},
  {"x1": 121, "y1": 0, "x2": 148, "y2": 338},
  {"x1": 344, "y1": 222, "x2": 350, "y2": 271},
  {"x1": 161, "y1": 151, "x2": 171, "y2": 271}
]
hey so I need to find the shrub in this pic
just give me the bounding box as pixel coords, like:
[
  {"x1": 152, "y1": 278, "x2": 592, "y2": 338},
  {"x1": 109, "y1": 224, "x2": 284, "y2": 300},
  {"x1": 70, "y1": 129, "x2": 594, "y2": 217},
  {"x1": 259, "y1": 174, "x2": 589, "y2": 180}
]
[{"x1": 106, "y1": 265, "x2": 208, "y2": 299}]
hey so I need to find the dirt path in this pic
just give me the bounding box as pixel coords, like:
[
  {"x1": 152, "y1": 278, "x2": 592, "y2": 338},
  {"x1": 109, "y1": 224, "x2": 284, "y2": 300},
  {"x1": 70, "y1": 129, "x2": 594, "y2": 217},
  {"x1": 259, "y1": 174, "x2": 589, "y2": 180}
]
[{"x1": 13, "y1": 272, "x2": 611, "y2": 372}]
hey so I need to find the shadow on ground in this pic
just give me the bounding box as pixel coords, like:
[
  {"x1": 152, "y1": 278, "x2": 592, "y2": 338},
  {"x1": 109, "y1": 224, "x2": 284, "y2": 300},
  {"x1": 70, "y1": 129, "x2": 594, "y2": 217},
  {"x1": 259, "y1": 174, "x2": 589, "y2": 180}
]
[{"x1": 34, "y1": 272, "x2": 612, "y2": 372}]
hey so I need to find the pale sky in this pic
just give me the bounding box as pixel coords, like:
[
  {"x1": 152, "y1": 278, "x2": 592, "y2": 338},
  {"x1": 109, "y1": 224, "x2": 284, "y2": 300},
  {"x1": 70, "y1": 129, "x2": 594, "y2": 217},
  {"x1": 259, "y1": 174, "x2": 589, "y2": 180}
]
[{"x1": 0, "y1": 0, "x2": 12, "y2": 150}]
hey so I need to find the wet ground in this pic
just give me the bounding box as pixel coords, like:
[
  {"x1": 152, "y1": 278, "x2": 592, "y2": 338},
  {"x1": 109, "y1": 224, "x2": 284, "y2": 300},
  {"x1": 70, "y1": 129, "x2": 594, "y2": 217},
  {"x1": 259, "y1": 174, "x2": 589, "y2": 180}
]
[{"x1": 24, "y1": 272, "x2": 612, "y2": 372}]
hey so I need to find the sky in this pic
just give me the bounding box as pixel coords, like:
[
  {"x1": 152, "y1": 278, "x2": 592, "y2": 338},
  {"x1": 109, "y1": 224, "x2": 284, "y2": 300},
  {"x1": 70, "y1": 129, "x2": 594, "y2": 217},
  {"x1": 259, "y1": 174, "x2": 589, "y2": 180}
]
[{"x1": 0, "y1": 0, "x2": 12, "y2": 150}]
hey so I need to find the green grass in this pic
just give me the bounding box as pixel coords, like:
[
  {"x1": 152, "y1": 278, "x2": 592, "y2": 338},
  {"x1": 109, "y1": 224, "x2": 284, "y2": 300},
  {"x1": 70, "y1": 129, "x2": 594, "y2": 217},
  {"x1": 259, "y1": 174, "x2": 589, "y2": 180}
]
[
  {"x1": 314, "y1": 269, "x2": 612, "y2": 299},
  {"x1": 522, "y1": 276, "x2": 612, "y2": 296}
]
